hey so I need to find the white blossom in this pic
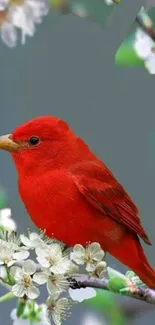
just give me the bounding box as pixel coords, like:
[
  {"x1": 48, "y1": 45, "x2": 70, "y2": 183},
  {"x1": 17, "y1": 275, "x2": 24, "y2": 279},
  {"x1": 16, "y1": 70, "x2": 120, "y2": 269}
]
[
  {"x1": 0, "y1": 0, "x2": 49, "y2": 47},
  {"x1": 0, "y1": 0, "x2": 9, "y2": 10},
  {"x1": 0, "y1": 208, "x2": 16, "y2": 232},
  {"x1": 133, "y1": 28, "x2": 155, "y2": 73},
  {"x1": 94, "y1": 261, "x2": 107, "y2": 278},
  {"x1": 71, "y1": 243, "x2": 105, "y2": 272},
  {"x1": 145, "y1": 53, "x2": 155, "y2": 74},
  {"x1": 1, "y1": 20, "x2": 18, "y2": 48},
  {"x1": 66, "y1": 261, "x2": 79, "y2": 275},
  {"x1": 81, "y1": 312, "x2": 105, "y2": 325},
  {"x1": 10, "y1": 260, "x2": 39, "y2": 299},
  {"x1": 104, "y1": 0, "x2": 115, "y2": 5},
  {"x1": 133, "y1": 28, "x2": 153, "y2": 59},
  {"x1": 33, "y1": 270, "x2": 69, "y2": 295},
  {"x1": 36, "y1": 243, "x2": 70, "y2": 274},
  {"x1": 71, "y1": 3, "x2": 88, "y2": 18},
  {"x1": 69, "y1": 287, "x2": 96, "y2": 302},
  {"x1": 47, "y1": 295, "x2": 71, "y2": 325},
  {"x1": 9, "y1": 0, "x2": 49, "y2": 45},
  {"x1": 0, "y1": 239, "x2": 29, "y2": 267},
  {"x1": 20, "y1": 232, "x2": 47, "y2": 250}
]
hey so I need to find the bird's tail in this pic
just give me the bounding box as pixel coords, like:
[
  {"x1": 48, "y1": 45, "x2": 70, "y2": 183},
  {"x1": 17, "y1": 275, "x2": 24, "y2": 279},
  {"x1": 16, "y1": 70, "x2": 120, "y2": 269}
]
[{"x1": 109, "y1": 233, "x2": 155, "y2": 289}]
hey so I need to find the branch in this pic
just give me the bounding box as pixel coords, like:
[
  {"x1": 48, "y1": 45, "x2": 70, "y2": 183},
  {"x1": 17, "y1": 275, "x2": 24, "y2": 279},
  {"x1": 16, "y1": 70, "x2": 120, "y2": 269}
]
[
  {"x1": 14, "y1": 261, "x2": 155, "y2": 306},
  {"x1": 135, "y1": 16, "x2": 155, "y2": 41},
  {"x1": 70, "y1": 276, "x2": 155, "y2": 305}
]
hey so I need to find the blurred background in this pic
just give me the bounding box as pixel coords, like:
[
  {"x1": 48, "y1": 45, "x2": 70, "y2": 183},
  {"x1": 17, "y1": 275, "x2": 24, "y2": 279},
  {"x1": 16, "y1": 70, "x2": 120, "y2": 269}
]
[{"x1": 0, "y1": 0, "x2": 155, "y2": 324}]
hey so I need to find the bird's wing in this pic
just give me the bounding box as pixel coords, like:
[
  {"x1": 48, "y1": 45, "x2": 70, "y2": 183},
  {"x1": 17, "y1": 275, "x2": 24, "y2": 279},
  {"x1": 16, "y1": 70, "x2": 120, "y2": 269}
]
[{"x1": 71, "y1": 161, "x2": 151, "y2": 245}]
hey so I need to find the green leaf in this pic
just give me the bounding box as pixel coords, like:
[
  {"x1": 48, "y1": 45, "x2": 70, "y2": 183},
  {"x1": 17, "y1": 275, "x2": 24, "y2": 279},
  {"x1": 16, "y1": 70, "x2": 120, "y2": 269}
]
[
  {"x1": 108, "y1": 276, "x2": 127, "y2": 293},
  {"x1": 0, "y1": 292, "x2": 14, "y2": 303},
  {"x1": 84, "y1": 289, "x2": 126, "y2": 325},
  {"x1": 115, "y1": 36, "x2": 144, "y2": 67}
]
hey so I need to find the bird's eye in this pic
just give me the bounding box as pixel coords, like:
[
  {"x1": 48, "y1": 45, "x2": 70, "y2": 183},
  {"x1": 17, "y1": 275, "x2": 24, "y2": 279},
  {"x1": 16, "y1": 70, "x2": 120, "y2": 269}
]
[{"x1": 28, "y1": 136, "x2": 40, "y2": 146}]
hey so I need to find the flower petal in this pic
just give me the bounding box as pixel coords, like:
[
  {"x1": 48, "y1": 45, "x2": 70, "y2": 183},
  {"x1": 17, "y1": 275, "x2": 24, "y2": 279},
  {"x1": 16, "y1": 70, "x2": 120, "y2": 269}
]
[
  {"x1": 87, "y1": 243, "x2": 105, "y2": 262},
  {"x1": 13, "y1": 250, "x2": 29, "y2": 260},
  {"x1": 95, "y1": 261, "x2": 107, "y2": 278},
  {"x1": 51, "y1": 257, "x2": 70, "y2": 274},
  {"x1": 23, "y1": 259, "x2": 36, "y2": 275},
  {"x1": 12, "y1": 283, "x2": 25, "y2": 297},
  {"x1": 1, "y1": 22, "x2": 17, "y2": 48},
  {"x1": 86, "y1": 263, "x2": 96, "y2": 272},
  {"x1": 67, "y1": 262, "x2": 79, "y2": 275},
  {"x1": 73, "y1": 244, "x2": 85, "y2": 256},
  {"x1": 20, "y1": 234, "x2": 32, "y2": 247},
  {"x1": 49, "y1": 243, "x2": 62, "y2": 261},
  {"x1": 47, "y1": 279, "x2": 60, "y2": 295},
  {"x1": 87, "y1": 242, "x2": 100, "y2": 255},
  {"x1": 29, "y1": 232, "x2": 40, "y2": 241},
  {"x1": 27, "y1": 285, "x2": 40, "y2": 299},
  {"x1": 36, "y1": 247, "x2": 48, "y2": 257},
  {"x1": 52, "y1": 312, "x2": 61, "y2": 325},
  {"x1": 70, "y1": 252, "x2": 84, "y2": 265},
  {"x1": 0, "y1": 266, "x2": 7, "y2": 278},
  {"x1": 0, "y1": 208, "x2": 11, "y2": 220},
  {"x1": 36, "y1": 256, "x2": 50, "y2": 268},
  {"x1": 33, "y1": 272, "x2": 48, "y2": 284},
  {"x1": 10, "y1": 266, "x2": 23, "y2": 280}
]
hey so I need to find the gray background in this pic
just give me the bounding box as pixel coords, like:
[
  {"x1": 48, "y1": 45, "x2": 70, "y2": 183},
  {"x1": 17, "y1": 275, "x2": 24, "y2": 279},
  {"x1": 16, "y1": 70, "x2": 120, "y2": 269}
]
[{"x1": 0, "y1": 0, "x2": 155, "y2": 323}]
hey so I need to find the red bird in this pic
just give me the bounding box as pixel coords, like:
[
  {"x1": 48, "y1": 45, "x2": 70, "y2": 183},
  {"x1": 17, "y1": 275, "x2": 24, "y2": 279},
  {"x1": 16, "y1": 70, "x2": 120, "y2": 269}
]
[{"x1": 0, "y1": 116, "x2": 154, "y2": 288}]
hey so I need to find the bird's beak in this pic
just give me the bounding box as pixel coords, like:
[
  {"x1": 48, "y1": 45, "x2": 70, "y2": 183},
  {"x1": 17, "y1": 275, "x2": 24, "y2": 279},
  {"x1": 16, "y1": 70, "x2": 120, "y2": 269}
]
[{"x1": 0, "y1": 134, "x2": 19, "y2": 152}]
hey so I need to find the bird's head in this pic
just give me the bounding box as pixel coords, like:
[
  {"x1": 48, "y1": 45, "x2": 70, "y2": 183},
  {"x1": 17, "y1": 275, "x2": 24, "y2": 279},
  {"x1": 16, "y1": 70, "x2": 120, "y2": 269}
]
[{"x1": 0, "y1": 116, "x2": 77, "y2": 175}]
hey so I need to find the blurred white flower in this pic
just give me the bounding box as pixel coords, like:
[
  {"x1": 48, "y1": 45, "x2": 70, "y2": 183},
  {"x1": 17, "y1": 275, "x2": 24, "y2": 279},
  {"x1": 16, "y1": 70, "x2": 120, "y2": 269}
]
[
  {"x1": 8, "y1": 3, "x2": 36, "y2": 45},
  {"x1": 71, "y1": 3, "x2": 88, "y2": 18},
  {"x1": 20, "y1": 232, "x2": 47, "y2": 250},
  {"x1": 104, "y1": 0, "x2": 114, "y2": 5},
  {"x1": 133, "y1": 28, "x2": 155, "y2": 73},
  {"x1": 145, "y1": 53, "x2": 155, "y2": 73},
  {"x1": 0, "y1": 0, "x2": 49, "y2": 47},
  {"x1": 69, "y1": 287, "x2": 96, "y2": 302},
  {"x1": 0, "y1": 0, "x2": 9, "y2": 10},
  {"x1": 1, "y1": 20, "x2": 18, "y2": 48},
  {"x1": 134, "y1": 28, "x2": 153, "y2": 59},
  {"x1": 0, "y1": 208, "x2": 16, "y2": 232},
  {"x1": 10, "y1": 260, "x2": 40, "y2": 299},
  {"x1": 47, "y1": 294, "x2": 71, "y2": 325},
  {"x1": 0, "y1": 240, "x2": 29, "y2": 267},
  {"x1": 71, "y1": 243, "x2": 105, "y2": 272},
  {"x1": 81, "y1": 312, "x2": 106, "y2": 325},
  {"x1": 11, "y1": 303, "x2": 49, "y2": 325},
  {"x1": 36, "y1": 243, "x2": 70, "y2": 274},
  {"x1": 33, "y1": 270, "x2": 69, "y2": 295}
]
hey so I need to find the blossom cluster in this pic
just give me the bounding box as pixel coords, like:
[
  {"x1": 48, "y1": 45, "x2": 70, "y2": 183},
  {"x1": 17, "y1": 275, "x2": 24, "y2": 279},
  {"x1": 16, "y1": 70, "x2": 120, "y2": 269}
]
[
  {"x1": 0, "y1": 0, "x2": 49, "y2": 47},
  {"x1": 0, "y1": 0, "x2": 118, "y2": 48},
  {"x1": 0, "y1": 204, "x2": 142, "y2": 325},
  {"x1": 133, "y1": 28, "x2": 155, "y2": 74},
  {"x1": 0, "y1": 226, "x2": 107, "y2": 325}
]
